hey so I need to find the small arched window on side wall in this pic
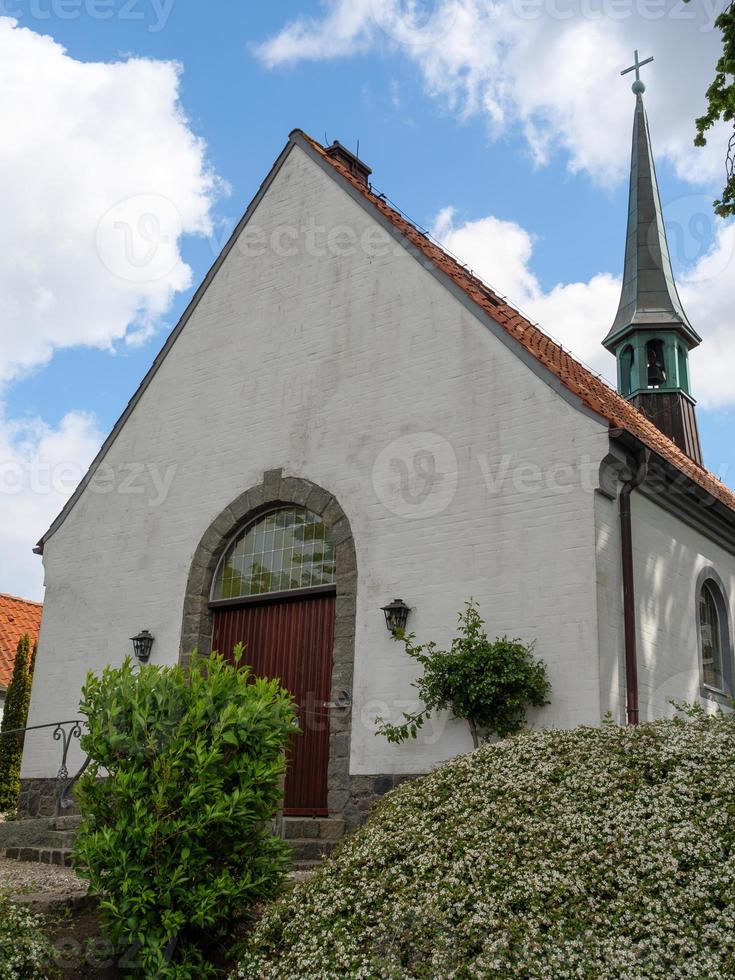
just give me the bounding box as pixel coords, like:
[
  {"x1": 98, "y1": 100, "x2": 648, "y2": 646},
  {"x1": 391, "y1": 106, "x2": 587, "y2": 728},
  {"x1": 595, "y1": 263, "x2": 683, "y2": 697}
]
[{"x1": 696, "y1": 571, "x2": 734, "y2": 701}]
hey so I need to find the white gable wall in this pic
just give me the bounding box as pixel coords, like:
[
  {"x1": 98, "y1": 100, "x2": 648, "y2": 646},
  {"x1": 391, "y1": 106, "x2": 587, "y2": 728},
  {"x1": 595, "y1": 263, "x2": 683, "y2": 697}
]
[{"x1": 24, "y1": 143, "x2": 611, "y2": 780}]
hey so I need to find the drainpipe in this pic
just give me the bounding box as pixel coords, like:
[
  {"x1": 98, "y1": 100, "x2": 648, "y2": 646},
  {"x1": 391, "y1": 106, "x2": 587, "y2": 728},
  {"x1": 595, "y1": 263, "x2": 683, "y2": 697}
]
[{"x1": 619, "y1": 449, "x2": 650, "y2": 725}]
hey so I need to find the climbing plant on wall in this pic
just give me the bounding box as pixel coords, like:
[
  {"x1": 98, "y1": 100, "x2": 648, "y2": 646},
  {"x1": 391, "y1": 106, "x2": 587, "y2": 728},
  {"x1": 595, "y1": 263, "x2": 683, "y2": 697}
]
[{"x1": 376, "y1": 601, "x2": 550, "y2": 749}]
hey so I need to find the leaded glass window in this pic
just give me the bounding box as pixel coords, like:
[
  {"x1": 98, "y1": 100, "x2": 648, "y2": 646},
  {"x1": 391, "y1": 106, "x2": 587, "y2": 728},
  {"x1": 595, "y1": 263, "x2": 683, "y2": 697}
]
[
  {"x1": 212, "y1": 508, "x2": 336, "y2": 601},
  {"x1": 700, "y1": 582, "x2": 724, "y2": 691}
]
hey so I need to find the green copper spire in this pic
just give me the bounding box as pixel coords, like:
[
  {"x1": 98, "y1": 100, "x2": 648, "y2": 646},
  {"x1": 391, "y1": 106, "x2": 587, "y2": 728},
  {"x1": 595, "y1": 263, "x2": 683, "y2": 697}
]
[
  {"x1": 604, "y1": 52, "x2": 703, "y2": 465},
  {"x1": 604, "y1": 54, "x2": 701, "y2": 352}
]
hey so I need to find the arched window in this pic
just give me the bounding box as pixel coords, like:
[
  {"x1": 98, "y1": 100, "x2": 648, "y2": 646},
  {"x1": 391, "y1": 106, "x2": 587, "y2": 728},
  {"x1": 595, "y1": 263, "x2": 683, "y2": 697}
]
[
  {"x1": 697, "y1": 577, "x2": 733, "y2": 696},
  {"x1": 212, "y1": 508, "x2": 336, "y2": 601},
  {"x1": 620, "y1": 345, "x2": 634, "y2": 396}
]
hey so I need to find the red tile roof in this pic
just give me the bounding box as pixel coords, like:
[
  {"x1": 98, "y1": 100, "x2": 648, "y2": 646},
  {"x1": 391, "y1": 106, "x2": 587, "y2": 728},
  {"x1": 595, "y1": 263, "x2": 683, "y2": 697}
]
[
  {"x1": 0, "y1": 594, "x2": 42, "y2": 690},
  {"x1": 298, "y1": 131, "x2": 735, "y2": 515}
]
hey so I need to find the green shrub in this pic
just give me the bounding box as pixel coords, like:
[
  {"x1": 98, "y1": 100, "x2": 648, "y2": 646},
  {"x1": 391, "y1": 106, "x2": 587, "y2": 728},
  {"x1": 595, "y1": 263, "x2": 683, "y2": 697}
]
[
  {"x1": 237, "y1": 714, "x2": 735, "y2": 979},
  {"x1": 0, "y1": 634, "x2": 35, "y2": 813},
  {"x1": 73, "y1": 648, "x2": 297, "y2": 979},
  {"x1": 0, "y1": 894, "x2": 57, "y2": 979},
  {"x1": 377, "y1": 600, "x2": 550, "y2": 747}
]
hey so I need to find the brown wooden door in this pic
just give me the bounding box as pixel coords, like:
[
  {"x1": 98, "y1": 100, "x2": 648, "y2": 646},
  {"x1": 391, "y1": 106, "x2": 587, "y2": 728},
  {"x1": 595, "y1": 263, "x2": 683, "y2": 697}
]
[{"x1": 211, "y1": 592, "x2": 335, "y2": 816}]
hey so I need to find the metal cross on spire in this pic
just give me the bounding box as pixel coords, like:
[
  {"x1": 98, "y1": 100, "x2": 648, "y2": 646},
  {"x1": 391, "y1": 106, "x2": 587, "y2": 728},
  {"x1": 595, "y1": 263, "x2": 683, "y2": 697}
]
[{"x1": 621, "y1": 50, "x2": 653, "y2": 95}]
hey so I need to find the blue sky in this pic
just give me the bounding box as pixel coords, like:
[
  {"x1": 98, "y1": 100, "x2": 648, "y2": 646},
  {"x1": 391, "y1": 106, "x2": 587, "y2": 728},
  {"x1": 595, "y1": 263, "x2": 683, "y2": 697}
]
[{"x1": 1, "y1": 2, "x2": 733, "y2": 598}]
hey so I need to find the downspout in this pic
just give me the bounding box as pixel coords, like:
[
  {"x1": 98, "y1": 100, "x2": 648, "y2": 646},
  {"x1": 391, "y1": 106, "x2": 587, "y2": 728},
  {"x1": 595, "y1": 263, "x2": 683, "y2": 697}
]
[{"x1": 619, "y1": 449, "x2": 650, "y2": 725}]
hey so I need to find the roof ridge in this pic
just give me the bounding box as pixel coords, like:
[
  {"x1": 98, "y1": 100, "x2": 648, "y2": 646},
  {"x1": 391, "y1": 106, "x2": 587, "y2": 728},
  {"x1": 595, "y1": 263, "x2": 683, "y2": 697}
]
[
  {"x1": 295, "y1": 130, "x2": 735, "y2": 515},
  {"x1": 0, "y1": 592, "x2": 43, "y2": 607}
]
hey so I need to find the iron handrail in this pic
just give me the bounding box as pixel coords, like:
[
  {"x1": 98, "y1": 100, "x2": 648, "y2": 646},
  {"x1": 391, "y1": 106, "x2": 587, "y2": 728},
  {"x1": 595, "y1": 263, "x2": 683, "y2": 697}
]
[
  {"x1": 1, "y1": 720, "x2": 83, "y2": 737},
  {"x1": 1, "y1": 719, "x2": 88, "y2": 816}
]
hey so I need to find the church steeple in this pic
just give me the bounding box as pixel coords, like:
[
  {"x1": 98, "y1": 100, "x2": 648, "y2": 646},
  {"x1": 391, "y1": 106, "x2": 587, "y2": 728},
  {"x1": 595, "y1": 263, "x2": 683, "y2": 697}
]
[{"x1": 603, "y1": 52, "x2": 703, "y2": 465}]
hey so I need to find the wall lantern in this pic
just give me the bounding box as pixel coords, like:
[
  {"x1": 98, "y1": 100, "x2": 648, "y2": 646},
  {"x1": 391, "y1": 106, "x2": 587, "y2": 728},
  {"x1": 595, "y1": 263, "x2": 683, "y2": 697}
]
[
  {"x1": 130, "y1": 629, "x2": 155, "y2": 663},
  {"x1": 381, "y1": 599, "x2": 410, "y2": 636}
]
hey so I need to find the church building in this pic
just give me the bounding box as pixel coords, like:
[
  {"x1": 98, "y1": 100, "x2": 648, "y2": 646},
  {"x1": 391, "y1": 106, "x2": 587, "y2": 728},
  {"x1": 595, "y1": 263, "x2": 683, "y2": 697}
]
[{"x1": 20, "y1": 63, "x2": 735, "y2": 830}]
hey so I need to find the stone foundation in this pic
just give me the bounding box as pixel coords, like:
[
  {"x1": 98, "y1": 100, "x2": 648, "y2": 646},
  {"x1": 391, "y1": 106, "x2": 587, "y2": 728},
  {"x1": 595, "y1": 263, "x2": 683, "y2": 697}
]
[
  {"x1": 345, "y1": 774, "x2": 418, "y2": 831},
  {"x1": 19, "y1": 772, "x2": 418, "y2": 828},
  {"x1": 18, "y1": 778, "x2": 74, "y2": 818}
]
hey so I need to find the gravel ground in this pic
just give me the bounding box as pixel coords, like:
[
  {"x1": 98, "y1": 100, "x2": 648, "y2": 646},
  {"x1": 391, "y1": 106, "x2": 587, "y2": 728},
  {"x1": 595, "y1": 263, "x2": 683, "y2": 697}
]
[
  {"x1": 0, "y1": 857, "x2": 312, "y2": 902},
  {"x1": 0, "y1": 857, "x2": 88, "y2": 901}
]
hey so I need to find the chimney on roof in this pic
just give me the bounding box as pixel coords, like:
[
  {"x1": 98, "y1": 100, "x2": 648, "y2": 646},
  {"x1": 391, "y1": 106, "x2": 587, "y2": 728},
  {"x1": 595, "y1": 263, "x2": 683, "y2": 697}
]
[{"x1": 326, "y1": 141, "x2": 372, "y2": 185}]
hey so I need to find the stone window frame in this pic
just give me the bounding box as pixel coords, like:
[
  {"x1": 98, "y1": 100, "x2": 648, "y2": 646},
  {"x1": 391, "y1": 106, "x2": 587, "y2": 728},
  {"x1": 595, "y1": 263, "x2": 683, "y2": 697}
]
[
  {"x1": 179, "y1": 469, "x2": 356, "y2": 816},
  {"x1": 695, "y1": 566, "x2": 734, "y2": 705}
]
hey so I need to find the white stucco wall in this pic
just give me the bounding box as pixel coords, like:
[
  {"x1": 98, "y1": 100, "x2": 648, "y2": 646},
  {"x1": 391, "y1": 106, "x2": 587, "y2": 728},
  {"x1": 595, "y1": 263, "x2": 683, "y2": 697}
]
[
  {"x1": 596, "y1": 483, "x2": 735, "y2": 723},
  {"x1": 631, "y1": 493, "x2": 735, "y2": 720},
  {"x1": 24, "y1": 142, "x2": 612, "y2": 779}
]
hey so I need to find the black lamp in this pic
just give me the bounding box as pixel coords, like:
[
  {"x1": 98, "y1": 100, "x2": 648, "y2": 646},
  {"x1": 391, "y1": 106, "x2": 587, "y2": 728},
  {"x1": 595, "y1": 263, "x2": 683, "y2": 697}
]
[
  {"x1": 381, "y1": 599, "x2": 410, "y2": 636},
  {"x1": 131, "y1": 629, "x2": 155, "y2": 663}
]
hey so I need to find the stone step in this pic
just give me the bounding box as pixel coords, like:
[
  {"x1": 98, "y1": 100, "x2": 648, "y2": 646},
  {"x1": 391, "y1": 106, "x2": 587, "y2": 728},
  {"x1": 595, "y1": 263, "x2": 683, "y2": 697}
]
[
  {"x1": 281, "y1": 816, "x2": 345, "y2": 841},
  {"x1": 0, "y1": 817, "x2": 55, "y2": 850},
  {"x1": 49, "y1": 815, "x2": 82, "y2": 832},
  {"x1": 4, "y1": 847, "x2": 74, "y2": 867},
  {"x1": 37, "y1": 831, "x2": 77, "y2": 849},
  {"x1": 291, "y1": 860, "x2": 323, "y2": 874},
  {"x1": 0, "y1": 814, "x2": 82, "y2": 853},
  {"x1": 3, "y1": 815, "x2": 344, "y2": 870},
  {"x1": 287, "y1": 838, "x2": 339, "y2": 864}
]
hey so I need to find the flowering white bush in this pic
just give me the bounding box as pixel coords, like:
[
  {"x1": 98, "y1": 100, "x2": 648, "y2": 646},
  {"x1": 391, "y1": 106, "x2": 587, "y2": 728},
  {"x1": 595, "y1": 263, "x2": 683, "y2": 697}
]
[
  {"x1": 236, "y1": 715, "x2": 735, "y2": 978},
  {"x1": 0, "y1": 894, "x2": 57, "y2": 979}
]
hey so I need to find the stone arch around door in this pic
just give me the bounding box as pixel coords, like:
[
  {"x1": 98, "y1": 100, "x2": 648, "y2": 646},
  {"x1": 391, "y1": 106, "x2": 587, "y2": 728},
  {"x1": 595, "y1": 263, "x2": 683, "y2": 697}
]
[{"x1": 179, "y1": 469, "x2": 356, "y2": 817}]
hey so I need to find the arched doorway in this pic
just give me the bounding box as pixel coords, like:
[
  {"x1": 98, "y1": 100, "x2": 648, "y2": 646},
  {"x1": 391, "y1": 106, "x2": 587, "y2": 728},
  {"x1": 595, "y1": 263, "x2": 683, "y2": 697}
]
[
  {"x1": 179, "y1": 470, "x2": 357, "y2": 820},
  {"x1": 210, "y1": 507, "x2": 336, "y2": 815}
]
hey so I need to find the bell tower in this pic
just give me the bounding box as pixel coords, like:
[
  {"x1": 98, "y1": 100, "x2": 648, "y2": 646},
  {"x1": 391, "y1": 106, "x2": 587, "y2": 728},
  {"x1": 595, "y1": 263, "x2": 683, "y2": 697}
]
[{"x1": 603, "y1": 51, "x2": 703, "y2": 465}]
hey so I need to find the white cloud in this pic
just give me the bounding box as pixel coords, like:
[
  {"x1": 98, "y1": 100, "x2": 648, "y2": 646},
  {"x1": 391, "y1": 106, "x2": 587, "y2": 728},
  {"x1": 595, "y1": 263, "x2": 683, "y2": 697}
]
[
  {"x1": 255, "y1": 0, "x2": 731, "y2": 188},
  {"x1": 0, "y1": 411, "x2": 102, "y2": 601},
  {"x1": 429, "y1": 207, "x2": 735, "y2": 409},
  {"x1": 254, "y1": 2, "x2": 375, "y2": 66},
  {"x1": 0, "y1": 17, "x2": 218, "y2": 385},
  {"x1": 679, "y1": 224, "x2": 735, "y2": 409},
  {"x1": 0, "y1": 19, "x2": 220, "y2": 600}
]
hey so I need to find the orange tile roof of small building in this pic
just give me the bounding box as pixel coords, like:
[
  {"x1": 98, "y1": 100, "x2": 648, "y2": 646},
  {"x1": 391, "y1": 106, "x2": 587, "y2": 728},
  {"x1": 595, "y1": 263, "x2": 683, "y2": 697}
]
[
  {"x1": 0, "y1": 594, "x2": 42, "y2": 690},
  {"x1": 297, "y1": 130, "x2": 735, "y2": 515}
]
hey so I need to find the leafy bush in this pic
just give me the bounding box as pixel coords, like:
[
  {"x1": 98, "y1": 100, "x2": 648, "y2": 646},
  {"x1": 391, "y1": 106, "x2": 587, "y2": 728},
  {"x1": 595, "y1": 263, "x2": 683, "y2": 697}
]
[
  {"x1": 237, "y1": 714, "x2": 735, "y2": 978},
  {"x1": 0, "y1": 894, "x2": 57, "y2": 979},
  {"x1": 73, "y1": 648, "x2": 297, "y2": 979},
  {"x1": 0, "y1": 634, "x2": 35, "y2": 813},
  {"x1": 377, "y1": 601, "x2": 549, "y2": 747}
]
